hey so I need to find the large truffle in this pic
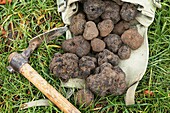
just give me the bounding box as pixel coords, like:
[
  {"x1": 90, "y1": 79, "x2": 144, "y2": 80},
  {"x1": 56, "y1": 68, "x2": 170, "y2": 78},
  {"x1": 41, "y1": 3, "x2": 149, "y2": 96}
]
[
  {"x1": 69, "y1": 13, "x2": 86, "y2": 35},
  {"x1": 112, "y1": 21, "x2": 130, "y2": 35},
  {"x1": 91, "y1": 38, "x2": 106, "y2": 52},
  {"x1": 104, "y1": 34, "x2": 122, "y2": 53},
  {"x1": 62, "y1": 36, "x2": 91, "y2": 57},
  {"x1": 101, "y1": 1, "x2": 120, "y2": 24},
  {"x1": 98, "y1": 49, "x2": 120, "y2": 66},
  {"x1": 49, "y1": 53, "x2": 79, "y2": 82},
  {"x1": 121, "y1": 29, "x2": 144, "y2": 50},
  {"x1": 75, "y1": 89, "x2": 94, "y2": 107},
  {"x1": 84, "y1": 0, "x2": 105, "y2": 20},
  {"x1": 120, "y1": 3, "x2": 137, "y2": 21},
  {"x1": 83, "y1": 21, "x2": 99, "y2": 40},
  {"x1": 79, "y1": 56, "x2": 97, "y2": 78},
  {"x1": 98, "y1": 19, "x2": 114, "y2": 37},
  {"x1": 86, "y1": 65, "x2": 127, "y2": 96},
  {"x1": 118, "y1": 45, "x2": 131, "y2": 60}
]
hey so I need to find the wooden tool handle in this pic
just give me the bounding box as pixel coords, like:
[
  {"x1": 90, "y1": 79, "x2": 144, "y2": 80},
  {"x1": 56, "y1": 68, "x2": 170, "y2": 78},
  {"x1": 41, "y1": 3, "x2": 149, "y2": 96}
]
[{"x1": 20, "y1": 63, "x2": 81, "y2": 113}]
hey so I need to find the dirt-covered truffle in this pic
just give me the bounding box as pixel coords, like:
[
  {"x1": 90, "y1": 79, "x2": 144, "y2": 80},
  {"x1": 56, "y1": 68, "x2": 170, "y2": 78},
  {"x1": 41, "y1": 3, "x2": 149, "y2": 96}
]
[
  {"x1": 79, "y1": 56, "x2": 97, "y2": 78},
  {"x1": 98, "y1": 19, "x2": 114, "y2": 37},
  {"x1": 98, "y1": 49, "x2": 120, "y2": 66},
  {"x1": 104, "y1": 34, "x2": 122, "y2": 53},
  {"x1": 49, "y1": 53, "x2": 79, "y2": 82},
  {"x1": 112, "y1": 21, "x2": 130, "y2": 35},
  {"x1": 91, "y1": 38, "x2": 106, "y2": 52},
  {"x1": 121, "y1": 29, "x2": 144, "y2": 50},
  {"x1": 75, "y1": 89, "x2": 94, "y2": 107},
  {"x1": 84, "y1": 0, "x2": 105, "y2": 20},
  {"x1": 120, "y1": 3, "x2": 137, "y2": 21},
  {"x1": 101, "y1": 1, "x2": 120, "y2": 24},
  {"x1": 62, "y1": 36, "x2": 91, "y2": 57},
  {"x1": 69, "y1": 13, "x2": 86, "y2": 35},
  {"x1": 118, "y1": 45, "x2": 131, "y2": 60},
  {"x1": 86, "y1": 65, "x2": 127, "y2": 96},
  {"x1": 83, "y1": 21, "x2": 99, "y2": 40}
]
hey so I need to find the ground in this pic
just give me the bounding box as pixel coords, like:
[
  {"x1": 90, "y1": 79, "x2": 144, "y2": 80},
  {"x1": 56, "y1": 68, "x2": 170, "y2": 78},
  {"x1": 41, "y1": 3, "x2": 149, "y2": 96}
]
[{"x1": 0, "y1": 0, "x2": 170, "y2": 113}]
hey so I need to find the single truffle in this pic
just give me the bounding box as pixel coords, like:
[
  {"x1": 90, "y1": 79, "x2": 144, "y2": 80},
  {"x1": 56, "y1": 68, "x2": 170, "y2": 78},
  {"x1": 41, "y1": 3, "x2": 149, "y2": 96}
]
[
  {"x1": 49, "y1": 53, "x2": 79, "y2": 82},
  {"x1": 75, "y1": 89, "x2": 94, "y2": 107},
  {"x1": 98, "y1": 19, "x2": 114, "y2": 37},
  {"x1": 83, "y1": 21, "x2": 99, "y2": 40},
  {"x1": 112, "y1": 21, "x2": 130, "y2": 35},
  {"x1": 104, "y1": 34, "x2": 122, "y2": 53},
  {"x1": 121, "y1": 29, "x2": 144, "y2": 50},
  {"x1": 62, "y1": 36, "x2": 91, "y2": 57},
  {"x1": 120, "y1": 3, "x2": 137, "y2": 21},
  {"x1": 69, "y1": 13, "x2": 86, "y2": 35},
  {"x1": 79, "y1": 56, "x2": 97, "y2": 78},
  {"x1": 84, "y1": 0, "x2": 105, "y2": 20},
  {"x1": 98, "y1": 49, "x2": 120, "y2": 66},
  {"x1": 91, "y1": 38, "x2": 106, "y2": 52},
  {"x1": 86, "y1": 66, "x2": 127, "y2": 96},
  {"x1": 101, "y1": 1, "x2": 120, "y2": 24},
  {"x1": 118, "y1": 45, "x2": 131, "y2": 60}
]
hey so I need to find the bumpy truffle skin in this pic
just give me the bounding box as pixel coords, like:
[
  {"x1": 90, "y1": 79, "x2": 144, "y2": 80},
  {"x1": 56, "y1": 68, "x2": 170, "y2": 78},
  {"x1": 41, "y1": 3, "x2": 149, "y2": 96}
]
[
  {"x1": 118, "y1": 45, "x2": 131, "y2": 60},
  {"x1": 62, "y1": 36, "x2": 91, "y2": 57},
  {"x1": 101, "y1": 1, "x2": 120, "y2": 24},
  {"x1": 75, "y1": 89, "x2": 94, "y2": 107},
  {"x1": 79, "y1": 56, "x2": 97, "y2": 78},
  {"x1": 70, "y1": 13, "x2": 86, "y2": 35},
  {"x1": 121, "y1": 29, "x2": 144, "y2": 50},
  {"x1": 120, "y1": 3, "x2": 137, "y2": 21},
  {"x1": 83, "y1": 21, "x2": 99, "y2": 40},
  {"x1": 104, "y1": 34, "x2": 122, "y2": 53},
  {"x1": 112, "y1": 21, "x2": 130, "y2": 35},
  {"x1": 98, "y1": 49, "x2": 120, "y2": 66},
  {"x1": 98, "y1": 19, "x2": 114, "y2": 37},
  {"x1": 49, "y1": 53, "x2": 79, "y2": 82},
  {"x1": 91, "y1": 38, "x2": 106, "y2": 52},
  {"x1": 86, "y1": 66, "x2": 127, "y2": 96},
  {"x1": 84, "y1": 0, "x2": 105, "y2": 20}
]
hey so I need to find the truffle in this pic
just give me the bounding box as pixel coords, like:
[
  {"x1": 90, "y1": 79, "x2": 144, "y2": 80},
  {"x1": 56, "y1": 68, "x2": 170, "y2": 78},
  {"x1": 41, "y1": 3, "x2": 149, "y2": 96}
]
[
  {"x1": 91, "y1": 38, "x2": 106, "y2": 52},
  {"x1": 112, "y1": 21, "x2": 130, "y2": 35},
  {"x1": 98, "y1": 49, "x2": 120, "y2": 66},
  {"x1": 62, "y1": 36, "x2": 91, "y2": 57},
  {"x1": 49, "y1": 53, "x2": 79, "y2": 82},
  {"x1": 83, "y1": 21, "x2": 99, "y2": 40},
  {"x1": 120, "y1": 3, "x2": 137, "y2": 21},
  {"x1": 104, "y1": 34, "x2": 122, "y2": 53},
  {"x1": 98, "y1": 19, "x2": 114, "y2": 37},
  {"x1": 118, "y1": 45, "x2": 131, "y2": 60},
  {"x1": 121, "y1": 29, "x2": 144, "y2": 50}
]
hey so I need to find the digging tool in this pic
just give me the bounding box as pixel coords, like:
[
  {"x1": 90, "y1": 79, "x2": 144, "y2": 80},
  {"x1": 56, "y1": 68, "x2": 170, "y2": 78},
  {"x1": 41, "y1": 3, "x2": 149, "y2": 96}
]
[{"x1": 7, "y1": 26, "x2": 81, "y2": 113}]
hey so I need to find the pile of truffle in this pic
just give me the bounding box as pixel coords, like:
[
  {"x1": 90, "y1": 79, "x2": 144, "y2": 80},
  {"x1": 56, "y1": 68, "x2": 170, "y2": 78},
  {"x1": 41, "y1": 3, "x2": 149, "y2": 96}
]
[{"x1": 50, "y1": 0, "x2": 144, "y2": 106}]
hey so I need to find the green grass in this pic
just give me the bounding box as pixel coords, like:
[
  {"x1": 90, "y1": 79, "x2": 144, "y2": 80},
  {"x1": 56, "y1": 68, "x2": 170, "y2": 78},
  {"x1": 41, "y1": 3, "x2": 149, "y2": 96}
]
[{"x1": 0, "y1": 0, "x2": 170, "y2": 113}]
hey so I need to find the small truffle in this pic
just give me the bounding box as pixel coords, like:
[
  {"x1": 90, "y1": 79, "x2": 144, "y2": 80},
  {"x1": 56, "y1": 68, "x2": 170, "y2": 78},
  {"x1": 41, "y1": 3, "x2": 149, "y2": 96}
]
[
  {"x1": 91, "y1": 38, "x2": 106, "y2": 52},
  {"x1": 98, "y1": 19, "x2": 114, "y2": 37},
  {"x1": 79, "y1": 56, "x2": 97, "y2": 78},
  {"x1": 118, "y1": 45, "x2": 131, "y2": 60},
  {"x1": 62, "y1": 36, "x2": 91, "y2": 57},
  {"x1": 86, "y1": 66, "x2": 127, "y2": 96},
  {"x1": 75, "y1": 89, "x2": 94, "y2": 107},
  {"x1": 121, "y1": 29, "x2": 144, "y2": 50},
  {"x1": 70, "y1": 13, "x2": 86, "y2": 35},
  {"x1": 112, "y1": 21, "x2": 130, "y2": 35},
  {"x1": 49, "y1": 53, "x2": 79, "y2": 82},
  {"x1": 104, "y1": 34, "x2": 122, "y2": 53},
  {"x1": 83, "y1": 21, "x2": 99, "y2": 40},
  {"x1": 120, "y1": 3, "x2": 137, "y2": 21},
  {"x1": 98, "y1": 49, "x2": 120, "y2": 66},
  {"x1": 84, "y1": 0, "x2": 105, "y2": 20},
  {"x1": 101, "y1": 1, "x2": 120, "y2": 24}
]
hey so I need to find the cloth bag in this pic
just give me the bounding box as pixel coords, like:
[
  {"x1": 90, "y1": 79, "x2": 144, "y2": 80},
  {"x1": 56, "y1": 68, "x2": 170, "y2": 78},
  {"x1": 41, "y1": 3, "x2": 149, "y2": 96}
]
[{"x1": 57, "y1": 0, "x2": 161, "y2": 105}]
